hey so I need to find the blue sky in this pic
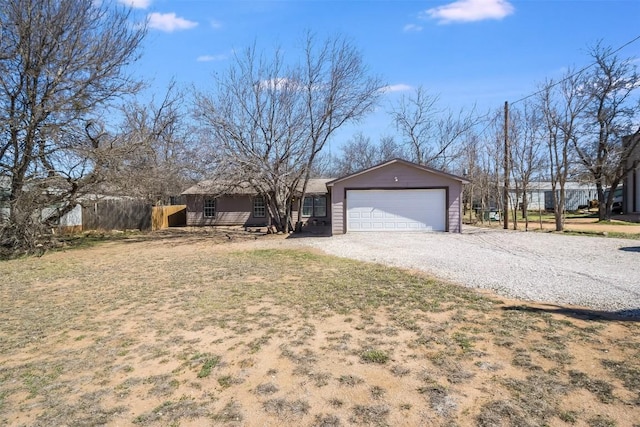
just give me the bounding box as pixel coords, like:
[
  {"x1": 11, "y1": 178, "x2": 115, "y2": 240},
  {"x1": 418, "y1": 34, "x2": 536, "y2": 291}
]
[{"x1": 121, "y1": 0, "x2": 640, "y2": 148}]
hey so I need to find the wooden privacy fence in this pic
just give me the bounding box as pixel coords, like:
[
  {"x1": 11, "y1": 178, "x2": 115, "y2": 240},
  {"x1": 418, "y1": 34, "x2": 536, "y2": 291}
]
[
  {"x1": 83, "y1": 199, "x2": 152, "y2": 231},
  {"x1": 152, "y1": 205, "x2": 187, "y2": 231}
]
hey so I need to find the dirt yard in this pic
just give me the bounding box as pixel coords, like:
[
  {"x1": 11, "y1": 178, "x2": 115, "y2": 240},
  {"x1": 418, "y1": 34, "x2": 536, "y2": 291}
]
[
  {"x1": 1, "y1": 230, "x2": 639, "y2": 426},
  {"x1": 477, "y1": 216, "x2": 640, "y2": 235},
  {"x1": 525, "y1": 217, "x2": 640, "y2": 235}
]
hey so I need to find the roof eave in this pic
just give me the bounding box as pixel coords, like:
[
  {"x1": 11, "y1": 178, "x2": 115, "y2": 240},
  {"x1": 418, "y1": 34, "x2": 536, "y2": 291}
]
[{"x1": 326, "y1": 158, "x2": 470, "y2": 186}]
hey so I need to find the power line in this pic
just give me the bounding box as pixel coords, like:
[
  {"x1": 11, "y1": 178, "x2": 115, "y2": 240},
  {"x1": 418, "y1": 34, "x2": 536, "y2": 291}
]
[
  {"x1": 511, "y1": 34, "x2": 640, "y2": 106},
  {"x1": 473, "y1": 34, "x2": 640, "y2": 140}
]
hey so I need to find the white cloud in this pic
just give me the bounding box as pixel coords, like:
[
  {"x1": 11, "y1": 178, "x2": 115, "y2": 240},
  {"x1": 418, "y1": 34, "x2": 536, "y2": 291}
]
[
  {"x1": 259, "y1": 78, "x2": 300, "y2": 91},
  {"x1": 210, "y1": 19, "x2": 223, "y2": 30},
  {"x1": 403, "y1": 24, "x2": 423, "y2": 33},
  {"x1": 381, "y1": 84, "x2": 413, "y2": 93},
  {"x1": 118, "y1": 0, "x2": 151, "y2": 9},
  {"x1": 423, "y1": 0, "x2": 514, "y2": 24},
  {"x1": 197, "y1": 54, "x2": 227, "y2": 62},
  {"x1": 148, "y1": 12, "x2": 198, "y2": 32}
]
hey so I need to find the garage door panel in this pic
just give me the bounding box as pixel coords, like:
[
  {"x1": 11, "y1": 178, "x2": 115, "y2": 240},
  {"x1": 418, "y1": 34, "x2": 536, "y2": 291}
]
[{"x1": 347, "y1": 189, "x2": 446, "y2": 232}]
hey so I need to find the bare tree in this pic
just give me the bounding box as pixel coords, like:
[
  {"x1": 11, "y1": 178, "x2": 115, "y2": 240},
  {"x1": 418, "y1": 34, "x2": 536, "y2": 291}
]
[
  {"x1": 390, "y1": 86, "x2": 481, "y2": 170},
  {"x1": 110, "y1": 82, "x2": 196, "y2": 204},
  {"x1": 195, "y1": 33, "x2": 383, "y2": 233},
  {"x1": 456, "y1": 112, "x2": 504, "y2": 226},
  {"x1": 295, "y1": 32, "x2": 385, "y2": 230},
  {"x1": 378, "y1": 135, "x2": 406, "y2": 163},
  {"x1": 458, "y1": 132, "x2": 482, "y2": 223},
  {"x1": 572, "y1": 43, "x2": 640, "y2": 220},
  {"x1": 330, "y1": 133, "x2": 404, "y2": 176},
  {"x1": 538, "y1": 72, "x2": 586, "y2": 232},
  {"x1": 389, "y1": 86, "x2": 439, "y2": 165},
  {"x1": 307, "y1": 150, "x2": 335, "y2": 178},
  {"x1": 0, "y1": 0, "x2": 145, "y2": 252},
  {"x1": 478, "y1": 137, "x2": 501, "y2": 225},
  {"x1": 486, "y1": 112, "x2": 508, "y2": 226},
  {"x1": 195, "y1": 45, "x2": 308, "y2": 233},
  {"x1": 509, "y1": 101, "x2": 545, "y2": 231}
]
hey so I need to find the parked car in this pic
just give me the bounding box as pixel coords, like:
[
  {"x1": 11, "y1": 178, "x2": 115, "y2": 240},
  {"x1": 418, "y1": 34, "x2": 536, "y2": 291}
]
[{"x1": 604, "y1": 187, "x2": 623, "y2": 214}]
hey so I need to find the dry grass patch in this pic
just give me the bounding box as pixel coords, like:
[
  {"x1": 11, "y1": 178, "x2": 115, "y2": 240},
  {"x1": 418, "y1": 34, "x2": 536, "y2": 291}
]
[{"x1": 0, "y1": 231, "x2": 639, "y2": 426}]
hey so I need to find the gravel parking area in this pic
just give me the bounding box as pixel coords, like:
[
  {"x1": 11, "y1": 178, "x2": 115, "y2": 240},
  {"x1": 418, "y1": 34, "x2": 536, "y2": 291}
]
[{"x1": 294, "y1": 226, "x2": 640, "y2": 317}]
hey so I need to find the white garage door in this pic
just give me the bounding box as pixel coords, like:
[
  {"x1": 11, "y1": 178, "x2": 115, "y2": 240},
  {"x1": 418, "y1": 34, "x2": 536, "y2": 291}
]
[{"x1": 347, "y1": 189, "x2": 446, "y2": 232}]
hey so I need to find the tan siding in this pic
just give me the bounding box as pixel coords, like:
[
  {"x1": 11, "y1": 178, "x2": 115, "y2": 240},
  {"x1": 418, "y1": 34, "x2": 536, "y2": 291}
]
[
  {"x1": 335, "y1": 162, "x2": 459, "y2": 188},
  {"x1": 331, "y1": 201, "x2": 344, "y2": 234},
  {"x1": 185, "y1": 194, "x2": 269, "y2": 227},
  {"x1": 448, "y1": 182, "x2": 462, "y2": 232}
]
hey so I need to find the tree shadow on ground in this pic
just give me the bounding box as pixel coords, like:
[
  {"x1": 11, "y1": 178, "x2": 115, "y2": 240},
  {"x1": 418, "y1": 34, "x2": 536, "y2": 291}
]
[
  {"x1": 502, "y1": 305, "x2": 640, "y2": 323},
  {"x1": 287, "y1": 228, "x2": 332, "y2": 238},
  {"x1": 619, "y1": 246, "x2": 640, "y2": 253}
]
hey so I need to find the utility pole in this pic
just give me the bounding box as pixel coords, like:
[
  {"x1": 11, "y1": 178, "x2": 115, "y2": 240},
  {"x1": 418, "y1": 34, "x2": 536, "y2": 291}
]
[{"x1": 503, "y1": 101, "x2": 510, "y2": 230}]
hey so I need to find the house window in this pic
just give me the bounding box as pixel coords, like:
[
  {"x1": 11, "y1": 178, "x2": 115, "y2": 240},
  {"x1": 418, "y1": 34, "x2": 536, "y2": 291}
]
[
  {"x1": 302, "y1": 196, "x2": 314, "y2": 217},
  {"x1": 302, "y1": 195, "x2": 327, "y2": 217},
  {"x1": 253, "y1": 196, "x2": 266, "y2": 218},
  {"x1": 204, "y1": 198, "x2": 216, "y2": 218}
]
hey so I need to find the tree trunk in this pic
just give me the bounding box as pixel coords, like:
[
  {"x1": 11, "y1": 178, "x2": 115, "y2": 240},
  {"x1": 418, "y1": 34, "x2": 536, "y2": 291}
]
[
  {"x1": 550, "y1": 181, "x2": 564, "y2": 232},
  {"x1": 512, "y1": 184, "x2": 519, "y2": 231},
  {"x1": 522, "y1": 188, "x2": 529, "y2": 231},
  {"x1": 555, "y1": 187, "x2": 565, "y2": 232},
  {"x1": 596, "y1": 181, "x2": 618, "y2": 222}
]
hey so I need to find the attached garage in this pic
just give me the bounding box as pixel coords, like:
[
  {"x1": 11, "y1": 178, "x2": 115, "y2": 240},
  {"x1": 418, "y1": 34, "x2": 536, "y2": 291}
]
[
  {"x1": 347, "y1": 189, "x2": 446, "y2": 231},
  {"x1": 327, "y1": 159, "x2": 469, "y2": 234}
]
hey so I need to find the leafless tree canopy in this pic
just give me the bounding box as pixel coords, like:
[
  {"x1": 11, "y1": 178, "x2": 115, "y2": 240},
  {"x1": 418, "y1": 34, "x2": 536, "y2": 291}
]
[
  {"x1": 194, "y1": 45, "x2": 309, "y2": 232},
  {"x1": 508, "y1": 101, "x2": 545, "y2": 230},
  {"x1": 390, "y1": 86, "x2": 481, "y2": 170},
  {"x1": 0, "y1": 0, "x2": 145, "y2": 252},
  {"x1": 572, "y1": 43, "x2": 640, "y2": 219},
  {"x1": 330, "y1": 133, "x2": 404, "y2": 177},
  {"x1": 471, "y1": 43, "x2": 640, "y2": 230},
  {"x1": 530, "y1": 43, "x2": 640, "y2": 224},
  {"x1": 535, "y1": 72, "x2": 586, "y2": 231},
  {"x1": 297, "y1": 33, "x2": 385, "y2": 195},
  {"x1": 107, "y1": 82, "x2": 197, "y2": 204},
  {"x1": 195, "y1": 33, "x2": 384, "y2": 232}
]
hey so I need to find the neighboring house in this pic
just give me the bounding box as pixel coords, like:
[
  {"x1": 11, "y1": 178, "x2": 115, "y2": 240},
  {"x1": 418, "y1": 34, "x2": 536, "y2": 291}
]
[
  {"x1": 624, "y1": 134, "x2": 640, "y2": 214},
  {"x1": 41, "y1": 203, "x2": 84, "y2": 233},
  {"x1": 0, "y1": 176, "x2": 83, "y2": 230},
  {"x1": 507, "y1": 182, "x2": 597, "y2": 212},
  {"x1": 182, "y1": 159, "x2": 469, "y2": 234},
  {"x1": 0, "y1": 181, "x2": 151, "y2": 233}
]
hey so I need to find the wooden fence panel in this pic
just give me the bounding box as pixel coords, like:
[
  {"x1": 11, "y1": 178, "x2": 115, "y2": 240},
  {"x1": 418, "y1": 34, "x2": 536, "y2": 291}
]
[
  {"x1": 152, "y1": 205, "x2": 186, "y2": 230},
  {"x1": 82, "y1": 199, "x2": 152, "y2": 231}
]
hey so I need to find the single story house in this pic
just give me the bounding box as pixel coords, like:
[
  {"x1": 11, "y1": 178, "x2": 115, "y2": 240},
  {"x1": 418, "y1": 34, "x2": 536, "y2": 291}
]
[
  {"x1": 181, "y1": 179, "x2": 332, "y2": 230},
  {"x1": 507, "y1": 181, "x2": 597, "y2": 212},
  {"x1": 181, "y1": 159, "x2": 469, "y2": 234}
]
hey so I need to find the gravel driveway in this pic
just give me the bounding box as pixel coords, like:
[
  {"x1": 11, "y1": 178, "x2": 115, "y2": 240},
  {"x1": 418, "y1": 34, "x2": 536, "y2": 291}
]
[{"x1": 293, "y1": 226, "x2": 640, "y2": 317}]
